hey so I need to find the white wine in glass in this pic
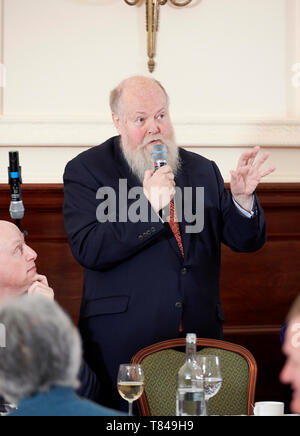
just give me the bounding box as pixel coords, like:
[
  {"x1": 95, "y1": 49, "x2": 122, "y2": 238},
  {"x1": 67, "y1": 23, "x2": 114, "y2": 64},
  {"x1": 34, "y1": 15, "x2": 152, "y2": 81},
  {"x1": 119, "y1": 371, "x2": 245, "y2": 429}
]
[{"x1": 117, "y1": 364, "x2": 144, "y2": 416}]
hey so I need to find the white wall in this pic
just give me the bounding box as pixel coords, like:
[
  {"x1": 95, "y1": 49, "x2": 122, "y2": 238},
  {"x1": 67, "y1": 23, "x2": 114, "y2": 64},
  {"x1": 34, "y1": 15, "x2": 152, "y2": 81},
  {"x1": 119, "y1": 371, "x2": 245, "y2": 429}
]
[{"x1": 0, "y1": 0, "x2": 300, "y2": 183}]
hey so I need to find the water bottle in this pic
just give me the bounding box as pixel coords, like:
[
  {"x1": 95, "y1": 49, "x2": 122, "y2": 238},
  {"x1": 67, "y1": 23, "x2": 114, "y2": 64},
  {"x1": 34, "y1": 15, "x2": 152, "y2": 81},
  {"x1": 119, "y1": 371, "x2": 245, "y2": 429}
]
[{"x1": 176, "y1": 333, "x2": 206, "y2": 416}]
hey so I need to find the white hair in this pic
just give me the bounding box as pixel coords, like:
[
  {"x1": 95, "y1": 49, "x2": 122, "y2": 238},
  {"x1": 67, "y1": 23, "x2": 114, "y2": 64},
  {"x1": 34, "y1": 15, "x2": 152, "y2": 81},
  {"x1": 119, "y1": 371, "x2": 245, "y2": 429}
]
[{"x1": 0, "y1": 296, "x2": 82, "y2": 405}]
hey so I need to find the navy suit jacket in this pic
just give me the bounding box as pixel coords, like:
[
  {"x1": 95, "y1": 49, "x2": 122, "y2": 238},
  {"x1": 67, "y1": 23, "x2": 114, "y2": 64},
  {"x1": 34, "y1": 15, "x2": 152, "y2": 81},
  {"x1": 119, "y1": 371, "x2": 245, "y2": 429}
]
[
  {"x1": 63, "y1": 136, "x2": 266, "y2": 408},
  {"x1": 0, "y1": 396, "x2": 6, "y2": 414},
  {"x1": 77, "y1": 359, "x2": 101, "y2": 401}
]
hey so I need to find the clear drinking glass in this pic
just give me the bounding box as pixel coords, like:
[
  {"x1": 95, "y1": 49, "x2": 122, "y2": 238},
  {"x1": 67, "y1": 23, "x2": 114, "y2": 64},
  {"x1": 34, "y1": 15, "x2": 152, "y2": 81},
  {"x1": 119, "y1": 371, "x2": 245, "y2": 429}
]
[
  {"x1": 197, "y1": 355, "x2": 222, "y2": 415},
  {"x1": 117, "y1": 364, "x2": 144, "y2": 416}
]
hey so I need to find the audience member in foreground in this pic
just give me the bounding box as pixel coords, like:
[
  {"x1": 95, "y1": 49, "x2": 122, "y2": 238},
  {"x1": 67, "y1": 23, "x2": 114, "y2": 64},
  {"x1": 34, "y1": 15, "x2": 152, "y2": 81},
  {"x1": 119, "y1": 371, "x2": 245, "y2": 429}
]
[
  {"x1": 280, "y1": 295, "x2": 300, "y2": 414},
  {"x1": 0, "y1": 295, "x2": 124, "y2": 416},
  {"x1": 0, "y1": 219, "x2": 54, "y2": 413},
  {"x1": 0, "y1": 220, "x2": 100, "y2": 404}
]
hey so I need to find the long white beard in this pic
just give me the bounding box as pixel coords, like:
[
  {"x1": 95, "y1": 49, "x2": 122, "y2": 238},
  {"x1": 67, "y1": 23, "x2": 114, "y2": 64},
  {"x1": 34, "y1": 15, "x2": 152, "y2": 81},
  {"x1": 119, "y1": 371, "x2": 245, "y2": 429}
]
[{"x1": 121, "y1": 135, "x2": 181, "y2": 184}]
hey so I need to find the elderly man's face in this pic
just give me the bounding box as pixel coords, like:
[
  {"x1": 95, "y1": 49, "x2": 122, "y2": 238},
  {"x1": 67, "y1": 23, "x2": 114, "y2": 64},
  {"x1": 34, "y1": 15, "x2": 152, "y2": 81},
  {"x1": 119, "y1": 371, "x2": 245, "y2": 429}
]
[
  {"x1": 0, "y1": 221, "x2": 37, "y2": 301},
  {"x1": 113, "y1": 79, "x2": 175, "y2": 157},
  {"x1": 280, "y1": 317, "x2": 300, "y2": 413}
]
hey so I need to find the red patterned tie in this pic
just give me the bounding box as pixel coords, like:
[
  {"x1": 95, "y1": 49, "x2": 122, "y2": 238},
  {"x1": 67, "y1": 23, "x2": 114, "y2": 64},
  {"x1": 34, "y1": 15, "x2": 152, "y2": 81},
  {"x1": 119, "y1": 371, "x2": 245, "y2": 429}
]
[
  {"x1": 169, "y1": 200, "x2": 184, "y2": 333},
  {"x1": 169, "y1": 200, "x2": 184, "y2": 258}
]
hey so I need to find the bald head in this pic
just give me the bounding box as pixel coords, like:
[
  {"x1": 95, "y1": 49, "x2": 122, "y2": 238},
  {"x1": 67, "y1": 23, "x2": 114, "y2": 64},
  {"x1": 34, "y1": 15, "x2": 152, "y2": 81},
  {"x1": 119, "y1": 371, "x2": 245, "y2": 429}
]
[
  {"x1": 0, "y1": 220, "x2": 37, "y2": 301},
  {"x1": 0, "y1": 220, "x2": 22, "y2": 251},
  {"x1": 110, "y1": 76, "x2": 169, "y2": 117}
]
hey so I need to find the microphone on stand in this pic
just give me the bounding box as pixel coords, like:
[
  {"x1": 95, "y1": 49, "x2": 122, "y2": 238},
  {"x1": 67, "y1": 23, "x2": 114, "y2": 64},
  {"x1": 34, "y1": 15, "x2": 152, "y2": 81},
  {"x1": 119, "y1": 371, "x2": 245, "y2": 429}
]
[{"x1": 8, "y1": 151, "x2": 25, "y2": 229}]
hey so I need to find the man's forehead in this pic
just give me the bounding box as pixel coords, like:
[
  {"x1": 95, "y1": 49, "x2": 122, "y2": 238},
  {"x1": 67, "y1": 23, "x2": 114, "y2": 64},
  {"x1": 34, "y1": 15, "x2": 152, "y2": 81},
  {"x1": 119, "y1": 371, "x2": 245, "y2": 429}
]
[
  {"x1": 129, "y1": 104, "x2": 167, "y2": 116},
  {"x1": 124, "y1": 97, "x2": 168, "y2": 118},
  {"x1": 0, "y1": 221, "x2": 23, "y2": 248},
  {"x1": 289, "y1": 318, "x2": 300, "y2": 333},
  {"x1": 284, "y1": 317, "x2": 300, "y2": 353},
  {"x1": 123, "y1": 80, "x2": 167, "y2": 104}
]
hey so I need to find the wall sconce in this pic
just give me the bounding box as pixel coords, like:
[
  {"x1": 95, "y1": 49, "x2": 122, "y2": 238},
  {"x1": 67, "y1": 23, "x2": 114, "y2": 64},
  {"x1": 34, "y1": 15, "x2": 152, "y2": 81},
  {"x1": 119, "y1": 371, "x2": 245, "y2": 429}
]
[{"x1": 124, "y1": 0, "x2": 193, "y2": 73}]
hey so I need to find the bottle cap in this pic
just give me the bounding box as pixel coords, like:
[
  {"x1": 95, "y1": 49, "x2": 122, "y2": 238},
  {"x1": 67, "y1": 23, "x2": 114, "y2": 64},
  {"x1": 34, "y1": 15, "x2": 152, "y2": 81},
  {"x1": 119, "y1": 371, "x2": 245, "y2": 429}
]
[{"x1": 186, "y1": 333, "x2": 197, "y2": 343}]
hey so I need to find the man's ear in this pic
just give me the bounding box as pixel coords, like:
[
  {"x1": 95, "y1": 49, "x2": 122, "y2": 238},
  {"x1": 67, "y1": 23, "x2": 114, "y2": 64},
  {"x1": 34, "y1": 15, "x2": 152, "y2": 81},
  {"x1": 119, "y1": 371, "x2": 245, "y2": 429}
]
[{"x1": 112, "y1": 112, "x2": 122, "y2": 135}]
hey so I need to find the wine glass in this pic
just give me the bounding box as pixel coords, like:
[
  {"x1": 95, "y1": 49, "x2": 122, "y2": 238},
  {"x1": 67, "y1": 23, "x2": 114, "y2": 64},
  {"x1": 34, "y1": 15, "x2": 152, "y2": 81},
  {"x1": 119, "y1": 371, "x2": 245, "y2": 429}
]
[
  {"x1": 117, "y1": 364, "x2": 144, "y2": 416},
  {"x1": 197, "y1": 355, "x2": 222, "y2": 415}
]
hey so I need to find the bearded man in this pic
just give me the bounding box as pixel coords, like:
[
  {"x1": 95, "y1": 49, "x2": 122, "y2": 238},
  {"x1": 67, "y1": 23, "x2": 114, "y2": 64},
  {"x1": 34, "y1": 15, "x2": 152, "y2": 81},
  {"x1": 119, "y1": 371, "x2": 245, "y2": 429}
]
[{"x1": 63, "y1": 76, "x2": 275, "y2": 410}]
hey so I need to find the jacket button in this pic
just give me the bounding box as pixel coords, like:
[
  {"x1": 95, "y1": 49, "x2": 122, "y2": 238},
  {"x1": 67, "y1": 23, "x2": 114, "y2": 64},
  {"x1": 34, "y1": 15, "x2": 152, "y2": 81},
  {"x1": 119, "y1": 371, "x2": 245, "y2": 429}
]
[
  {"x1": 181, "y1": 267, "x2": 187, "y2": 275},
  {"x1": 175, "y1": 302, "x2": 182, "y2": 309},
  {"x1": 151, "y1": 227, "x2": 156, "y2": 234},
  {"x1": 138, "y1": 235, "x2": 143, "y2": 241}
]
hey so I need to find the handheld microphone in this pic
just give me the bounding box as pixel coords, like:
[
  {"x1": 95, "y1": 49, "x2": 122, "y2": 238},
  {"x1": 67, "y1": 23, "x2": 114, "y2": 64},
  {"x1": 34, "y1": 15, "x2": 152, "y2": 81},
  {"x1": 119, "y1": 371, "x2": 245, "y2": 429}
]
[
  {"x1": 151, "y1": 143, "x2": 170, "y2": 219},
  {"x1": 151, "y1": 143, "x2": 168, "y2": 171},
  {"x1": 8, "y1": 151, "x2": 25, "y2": 222}
]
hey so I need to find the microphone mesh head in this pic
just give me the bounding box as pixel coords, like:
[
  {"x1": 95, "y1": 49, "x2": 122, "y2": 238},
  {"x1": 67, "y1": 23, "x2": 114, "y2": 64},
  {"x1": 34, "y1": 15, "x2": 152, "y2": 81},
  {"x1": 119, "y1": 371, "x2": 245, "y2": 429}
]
[
  {"x1": 9, "y1": 201, "x2": 25, "y2": 220},
  {"x1": 152, "y1": 144, "x2": 168, "y2": 166}
]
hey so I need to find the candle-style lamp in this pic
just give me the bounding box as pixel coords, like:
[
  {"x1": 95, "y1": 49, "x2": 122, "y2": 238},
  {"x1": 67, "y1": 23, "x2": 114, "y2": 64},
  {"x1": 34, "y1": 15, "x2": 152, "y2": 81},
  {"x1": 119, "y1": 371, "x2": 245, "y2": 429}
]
[{"x1": 124, "y1": 0, "x2": 193, "y2": 73}]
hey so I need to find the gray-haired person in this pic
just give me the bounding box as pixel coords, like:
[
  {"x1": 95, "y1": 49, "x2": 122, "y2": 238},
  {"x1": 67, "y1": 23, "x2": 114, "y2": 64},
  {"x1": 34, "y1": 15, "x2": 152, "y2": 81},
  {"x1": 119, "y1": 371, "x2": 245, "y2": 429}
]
[
  {"x1": 0, "y1": 220, "x2": 100, "y2": 408},
  {"x1": 0, "y1": 296, "x2": 124, "y2": 416}
]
